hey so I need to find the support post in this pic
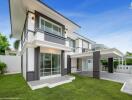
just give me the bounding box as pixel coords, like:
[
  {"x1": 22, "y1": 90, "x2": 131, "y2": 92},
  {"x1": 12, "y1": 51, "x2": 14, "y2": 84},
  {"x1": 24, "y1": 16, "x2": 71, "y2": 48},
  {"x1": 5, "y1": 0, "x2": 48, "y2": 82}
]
[
  {"x1": 108, "y1": 58, "x2": 113, "y2": 73},
  {"x1": 61, "y1": 50, "x2": 67, "y2": 76},
  {"x1": 67, "y1": 55, "x2": 71, "y2": 74},
  {"x1": 93, "y1": 51, "x2": 100, "y2": 79}
]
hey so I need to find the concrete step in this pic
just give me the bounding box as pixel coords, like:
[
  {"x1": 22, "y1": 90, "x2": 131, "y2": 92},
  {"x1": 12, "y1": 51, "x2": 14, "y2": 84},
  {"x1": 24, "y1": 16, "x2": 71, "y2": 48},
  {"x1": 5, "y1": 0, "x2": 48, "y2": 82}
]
[{"x1": 28, "y1": 75, "x2": 75, "y2": 90}]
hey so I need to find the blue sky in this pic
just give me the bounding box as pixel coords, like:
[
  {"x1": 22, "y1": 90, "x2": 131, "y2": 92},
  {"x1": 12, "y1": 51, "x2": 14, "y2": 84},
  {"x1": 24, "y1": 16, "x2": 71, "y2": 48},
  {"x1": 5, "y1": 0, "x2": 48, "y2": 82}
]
[{"x1": 0, "y1": 0, "x2": 132, "y2": 53}]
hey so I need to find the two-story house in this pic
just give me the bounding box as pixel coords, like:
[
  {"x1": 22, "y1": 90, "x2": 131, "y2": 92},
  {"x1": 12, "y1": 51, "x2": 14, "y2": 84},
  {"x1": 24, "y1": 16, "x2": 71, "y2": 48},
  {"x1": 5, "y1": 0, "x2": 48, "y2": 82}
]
[
  {"x1": 9, "y1": 0, "x2": 124, "y2": 90},
  {"x1": 10, "y1": 0, "x2": 81, "y2": 82}
]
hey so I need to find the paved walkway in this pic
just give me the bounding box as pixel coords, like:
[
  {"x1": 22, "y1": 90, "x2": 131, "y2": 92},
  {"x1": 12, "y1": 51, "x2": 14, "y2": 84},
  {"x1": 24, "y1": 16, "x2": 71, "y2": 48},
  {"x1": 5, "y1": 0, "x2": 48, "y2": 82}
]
[{"x1": 78, "y1": 71, "x2": 132, "y2": 95}]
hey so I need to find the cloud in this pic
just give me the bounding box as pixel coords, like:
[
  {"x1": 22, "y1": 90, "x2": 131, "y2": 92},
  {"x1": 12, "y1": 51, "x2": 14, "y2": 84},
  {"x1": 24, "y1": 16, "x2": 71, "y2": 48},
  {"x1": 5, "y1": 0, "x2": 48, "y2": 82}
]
[
  {"x1": 93, "y1": 31, "x2": 132, "y2": 53},
  {"x1": 61, "y1": 6, "x2": 132, "y2": 53}
]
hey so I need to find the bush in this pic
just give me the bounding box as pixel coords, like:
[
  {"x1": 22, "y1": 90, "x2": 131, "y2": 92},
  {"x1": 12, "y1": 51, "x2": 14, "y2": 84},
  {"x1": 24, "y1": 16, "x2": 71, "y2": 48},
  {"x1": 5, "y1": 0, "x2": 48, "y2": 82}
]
[
  {"x1": 126, "y1": 59, "x2": 132, "y2": 65},
  {"x1": 101, "y1": 60, "x2": 119, "y2": 69},
  {"x1": 113, "y1": 61, "x2": 119, "y2": 69},
  {"x1": 101, "y1": 60, "x2": 108, "y2": 68},
  {"x1": 0, "y1": 62, "x2": 7, "y2": 74}
]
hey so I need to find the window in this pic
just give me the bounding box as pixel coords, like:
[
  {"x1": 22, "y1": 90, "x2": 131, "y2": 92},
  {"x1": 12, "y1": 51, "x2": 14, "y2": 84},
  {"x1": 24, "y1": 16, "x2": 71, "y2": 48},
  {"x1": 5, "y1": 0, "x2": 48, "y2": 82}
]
[
  {"x1": 45, "y1": 21, "x2": 52, "y2": 33},
  {"x1": 40, "y1": 53, "x2": 61, "y2": 77},
  {"x1": 67, "y1": 38, "x2": 75, "y2": 52},
  {"x1": 40, "y1": 19, "x2": 45, "y2": 30},
  {"x1": 88, "y1": 60, "x2": 91, "y2": 63},
  {"x1": 40, "y1": 17, "x2": 62, "y2": 36}
]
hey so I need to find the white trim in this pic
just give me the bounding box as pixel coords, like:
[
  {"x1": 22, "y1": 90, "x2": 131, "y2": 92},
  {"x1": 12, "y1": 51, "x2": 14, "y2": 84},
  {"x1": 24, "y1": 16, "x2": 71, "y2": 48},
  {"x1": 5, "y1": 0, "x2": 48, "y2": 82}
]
[
  {"x1": 4, "y1": 72, "x2": 21, "y2": 75},
  {"x1": 40, "y1": 74, "x2": 61, "y2": 80},
  {"x1": 121, "y1": 82, "x2": 126, "y2": 92}
]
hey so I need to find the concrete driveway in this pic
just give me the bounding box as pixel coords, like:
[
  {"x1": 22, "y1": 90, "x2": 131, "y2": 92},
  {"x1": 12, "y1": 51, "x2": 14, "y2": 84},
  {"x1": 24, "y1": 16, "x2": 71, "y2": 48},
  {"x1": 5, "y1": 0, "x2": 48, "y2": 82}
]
[{"x1": 100, "y1": 71, "x2": 132, "y2": 83}]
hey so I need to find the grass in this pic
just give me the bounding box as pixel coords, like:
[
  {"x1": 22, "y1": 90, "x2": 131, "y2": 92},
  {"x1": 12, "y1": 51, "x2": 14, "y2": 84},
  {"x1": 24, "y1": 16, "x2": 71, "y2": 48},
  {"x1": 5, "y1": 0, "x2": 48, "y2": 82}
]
[{"x1": 0, "y1": 74, "x2": 132, "y2": 100}]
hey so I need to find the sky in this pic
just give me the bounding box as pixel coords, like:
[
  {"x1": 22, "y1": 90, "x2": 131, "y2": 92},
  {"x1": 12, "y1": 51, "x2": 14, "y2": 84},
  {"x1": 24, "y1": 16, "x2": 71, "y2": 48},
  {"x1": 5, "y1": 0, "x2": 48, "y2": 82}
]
[{"x1": 0, "y1": 0, "x2": 132, "y2": 53}]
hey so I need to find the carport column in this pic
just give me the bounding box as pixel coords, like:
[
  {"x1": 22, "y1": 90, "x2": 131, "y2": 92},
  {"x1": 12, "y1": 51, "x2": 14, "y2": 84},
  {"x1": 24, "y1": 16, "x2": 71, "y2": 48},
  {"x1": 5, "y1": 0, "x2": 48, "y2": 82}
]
[
  {"x1": 108, "y1": 58, "x2": 113, "y2": 73},
  {"x1": 93, "y1": 51, "x2": 100, "y2": 79}
]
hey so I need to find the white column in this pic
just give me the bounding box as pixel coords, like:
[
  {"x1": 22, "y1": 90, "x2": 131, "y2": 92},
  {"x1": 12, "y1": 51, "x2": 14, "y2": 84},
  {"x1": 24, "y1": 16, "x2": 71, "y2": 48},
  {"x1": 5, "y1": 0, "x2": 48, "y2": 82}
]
[
  {"x1": 122, "y1": 57, "x2": 124, "y2": 65},
  {"x1": 118, "y1": 58, "x2": 120, "y2": 65},
  {"x1": 125, "y1": 58, "x2": 127, "y2": 66}
]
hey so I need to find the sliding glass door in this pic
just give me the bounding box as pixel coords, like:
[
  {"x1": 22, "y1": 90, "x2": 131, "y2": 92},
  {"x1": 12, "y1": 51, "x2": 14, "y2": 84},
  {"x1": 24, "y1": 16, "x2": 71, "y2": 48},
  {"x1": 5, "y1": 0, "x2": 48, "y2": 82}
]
[{"x1": 40, "y1": 53, "x2": 61, "y2": 78}]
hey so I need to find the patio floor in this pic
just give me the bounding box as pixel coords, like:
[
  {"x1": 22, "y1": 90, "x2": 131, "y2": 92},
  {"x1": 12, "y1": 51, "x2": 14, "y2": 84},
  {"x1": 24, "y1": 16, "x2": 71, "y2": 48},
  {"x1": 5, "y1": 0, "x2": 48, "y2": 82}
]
[{"x1": 28, "y1": 75, "x2": 75, "y2": 90}]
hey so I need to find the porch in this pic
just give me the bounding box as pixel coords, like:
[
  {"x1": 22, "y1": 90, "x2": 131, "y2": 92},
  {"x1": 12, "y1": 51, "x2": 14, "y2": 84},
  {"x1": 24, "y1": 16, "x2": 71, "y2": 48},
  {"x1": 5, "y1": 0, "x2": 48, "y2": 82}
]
[{"x1": 28, "y1": 75, "x2": 75, "y2": 90}]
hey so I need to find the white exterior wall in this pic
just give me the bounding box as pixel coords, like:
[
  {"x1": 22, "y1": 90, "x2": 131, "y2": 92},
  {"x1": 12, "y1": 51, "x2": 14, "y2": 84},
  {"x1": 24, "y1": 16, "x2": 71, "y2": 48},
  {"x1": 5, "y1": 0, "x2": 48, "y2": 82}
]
[
  {"x1": 116, "y1": 65, "x2": 132, "y2": 74},
  {"x1": 64, "y1": 52, "x2": 68, "y2": 68},
  {"x1": 23, "y1": 49, "x2": 27, "y2": 79},
  {"x1": 0, "y1": 55, "x2": 21, "y2": 73},
  {"x1": 83, "y1": 41, "x2": 88, "y2": 48},
  {"x1": 28, "y1": 12, "x2": 35, "y2": 31},
  {"x1": 35, "y1": 32, "x2": 44, "y2": 41},
  {"x1": 27, "y1": 12, "x2": 36, "y2": 43},
  {"x1": 27, "y1": 48, "x2": 35, "y2": 71},
  {"x1": 75, "y1": 39, "x2": 82, "y2": 53},
  {"x1": 82, "y1": 58, "x2": 93, "y2": 71},
  {"x1": 28, "y1": 31, "x2": 34, "y2": 42},
  {"x1": 89, "y1": 44, "x2": 92, "y2": 49}
]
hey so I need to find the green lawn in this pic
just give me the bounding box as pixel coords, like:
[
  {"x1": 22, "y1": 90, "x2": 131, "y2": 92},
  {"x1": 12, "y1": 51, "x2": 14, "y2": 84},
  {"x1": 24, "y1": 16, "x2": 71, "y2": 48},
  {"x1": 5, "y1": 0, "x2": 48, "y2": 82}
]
[{"x1": 0, "y1": 74, "x2": 132, "y2": 100}]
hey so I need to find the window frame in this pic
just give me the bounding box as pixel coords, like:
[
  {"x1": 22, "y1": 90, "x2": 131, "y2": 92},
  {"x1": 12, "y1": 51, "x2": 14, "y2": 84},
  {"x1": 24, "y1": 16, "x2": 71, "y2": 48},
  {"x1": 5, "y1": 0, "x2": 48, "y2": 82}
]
[{"x1": 39, "y1": 16, "x2": 63, "y2": 36}]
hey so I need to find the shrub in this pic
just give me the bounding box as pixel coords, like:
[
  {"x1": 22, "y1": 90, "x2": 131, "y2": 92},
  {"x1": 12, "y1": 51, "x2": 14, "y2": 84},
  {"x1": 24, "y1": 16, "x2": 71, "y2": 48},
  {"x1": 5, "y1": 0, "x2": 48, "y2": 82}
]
[
  {"x1": 101, "y1": 60, "x2": 108, "y2": 68},
  {"x1": 126, "y1": 59, "x2": 132, "y2": 65},
  {"x1": 113, "y1": 61, "x2": 119, "y2": 69},
  {"x1": 101, "y1": 60, "x2": 119, "y2": 69},
  {"x1": 0, "y1": 62, "x2": 7, "y2": 74}
]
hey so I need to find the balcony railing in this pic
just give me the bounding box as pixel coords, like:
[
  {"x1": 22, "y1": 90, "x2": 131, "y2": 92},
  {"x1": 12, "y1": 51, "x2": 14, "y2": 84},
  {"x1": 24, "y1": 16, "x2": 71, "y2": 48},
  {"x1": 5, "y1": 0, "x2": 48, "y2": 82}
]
[{"x1": 24, "y1": 28, "x2": 66, "y2": 46}]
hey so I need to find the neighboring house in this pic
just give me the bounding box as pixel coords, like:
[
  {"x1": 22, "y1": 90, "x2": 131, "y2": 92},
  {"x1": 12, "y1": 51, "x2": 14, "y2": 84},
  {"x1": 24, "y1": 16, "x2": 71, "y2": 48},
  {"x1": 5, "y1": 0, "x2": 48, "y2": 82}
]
[
  {"x1": 9, "y1": 0, "x2": 124, "y2": 89},
  {"x1": 5, "y1": 49, "x2": 20, "y2": 56},
  {"x1": 92, "y1": 44, "x2": 108, "y2": 51}
]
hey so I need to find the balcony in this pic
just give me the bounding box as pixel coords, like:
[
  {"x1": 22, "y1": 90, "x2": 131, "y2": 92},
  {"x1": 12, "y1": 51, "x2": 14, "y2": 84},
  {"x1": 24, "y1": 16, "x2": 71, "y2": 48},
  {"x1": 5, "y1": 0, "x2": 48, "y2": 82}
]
[{"x1": 23, "y1": 28, "x2": 70, "y2": 51}]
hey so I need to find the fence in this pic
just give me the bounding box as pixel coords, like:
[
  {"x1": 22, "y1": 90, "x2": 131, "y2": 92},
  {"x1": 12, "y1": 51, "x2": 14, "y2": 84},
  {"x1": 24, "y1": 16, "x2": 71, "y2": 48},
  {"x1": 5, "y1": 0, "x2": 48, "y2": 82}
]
[
  {"x1": 116, "y1": 65, "x2": 132, "y2": 74},
  {"x1": 0, "y1": 55, "x2": 21, "y2": 74}
]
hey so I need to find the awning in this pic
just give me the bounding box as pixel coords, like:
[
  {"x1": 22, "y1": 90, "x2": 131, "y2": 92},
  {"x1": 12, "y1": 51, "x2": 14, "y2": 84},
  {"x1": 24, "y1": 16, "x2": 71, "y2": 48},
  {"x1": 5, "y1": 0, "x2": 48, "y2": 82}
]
[{"x1": 71, "y1": 48, "x2": 124, "y2": 59}]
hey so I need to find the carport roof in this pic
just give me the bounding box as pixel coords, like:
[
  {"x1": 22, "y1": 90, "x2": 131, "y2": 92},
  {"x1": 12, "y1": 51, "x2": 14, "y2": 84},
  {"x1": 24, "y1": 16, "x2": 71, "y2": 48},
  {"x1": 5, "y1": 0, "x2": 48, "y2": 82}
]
[{"x1": 71, "y1": 48, "x2": 124, "y2": 59}]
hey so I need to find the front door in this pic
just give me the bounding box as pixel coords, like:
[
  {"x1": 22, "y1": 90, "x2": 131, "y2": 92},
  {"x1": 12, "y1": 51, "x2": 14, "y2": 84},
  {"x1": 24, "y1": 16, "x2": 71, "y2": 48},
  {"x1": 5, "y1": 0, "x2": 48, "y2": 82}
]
[{"x1": 40, "y1": 53, "x2": 61, "y2": 79}]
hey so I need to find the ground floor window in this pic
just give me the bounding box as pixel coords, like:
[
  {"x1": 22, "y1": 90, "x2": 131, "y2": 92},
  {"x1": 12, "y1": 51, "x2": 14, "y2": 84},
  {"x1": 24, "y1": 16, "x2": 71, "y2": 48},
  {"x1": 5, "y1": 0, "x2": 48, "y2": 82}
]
[{"x1": 40, "y1": 53, "x2": 61, "y2": 77}]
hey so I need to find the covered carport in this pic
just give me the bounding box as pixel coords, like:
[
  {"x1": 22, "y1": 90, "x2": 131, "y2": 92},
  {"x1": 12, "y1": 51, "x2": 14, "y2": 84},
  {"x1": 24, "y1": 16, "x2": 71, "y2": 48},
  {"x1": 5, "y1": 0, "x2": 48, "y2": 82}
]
[{"x1": 70, "y1": 48, "x2": 124, "y2": 79}]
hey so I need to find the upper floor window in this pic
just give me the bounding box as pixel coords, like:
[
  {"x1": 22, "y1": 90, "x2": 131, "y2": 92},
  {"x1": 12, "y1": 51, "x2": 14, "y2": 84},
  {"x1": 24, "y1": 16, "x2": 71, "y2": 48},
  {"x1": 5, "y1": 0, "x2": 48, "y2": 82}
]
[
  {"x1": 67, "y1": 38, "x2": 75, "y2": 52},
  {"x1": 40, "y1": 17, "x2": 63, "y2": 36}
]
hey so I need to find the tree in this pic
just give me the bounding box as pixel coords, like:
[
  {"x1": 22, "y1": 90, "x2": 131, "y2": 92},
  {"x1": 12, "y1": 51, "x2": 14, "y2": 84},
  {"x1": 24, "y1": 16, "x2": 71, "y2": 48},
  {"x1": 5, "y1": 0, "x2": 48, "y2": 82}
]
[
  {"x1": 10, "y1": 34, "x2": 20, "y2": 50},
  {"x1": 126, "y1": 51, "x2": 132, "y2": 56},
  {"x1": 13, "y1": 40, "x2": 20, "y2": 50},
  {"x1": 0, "y1": 33, "x2": 10, "y2": 55}
]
